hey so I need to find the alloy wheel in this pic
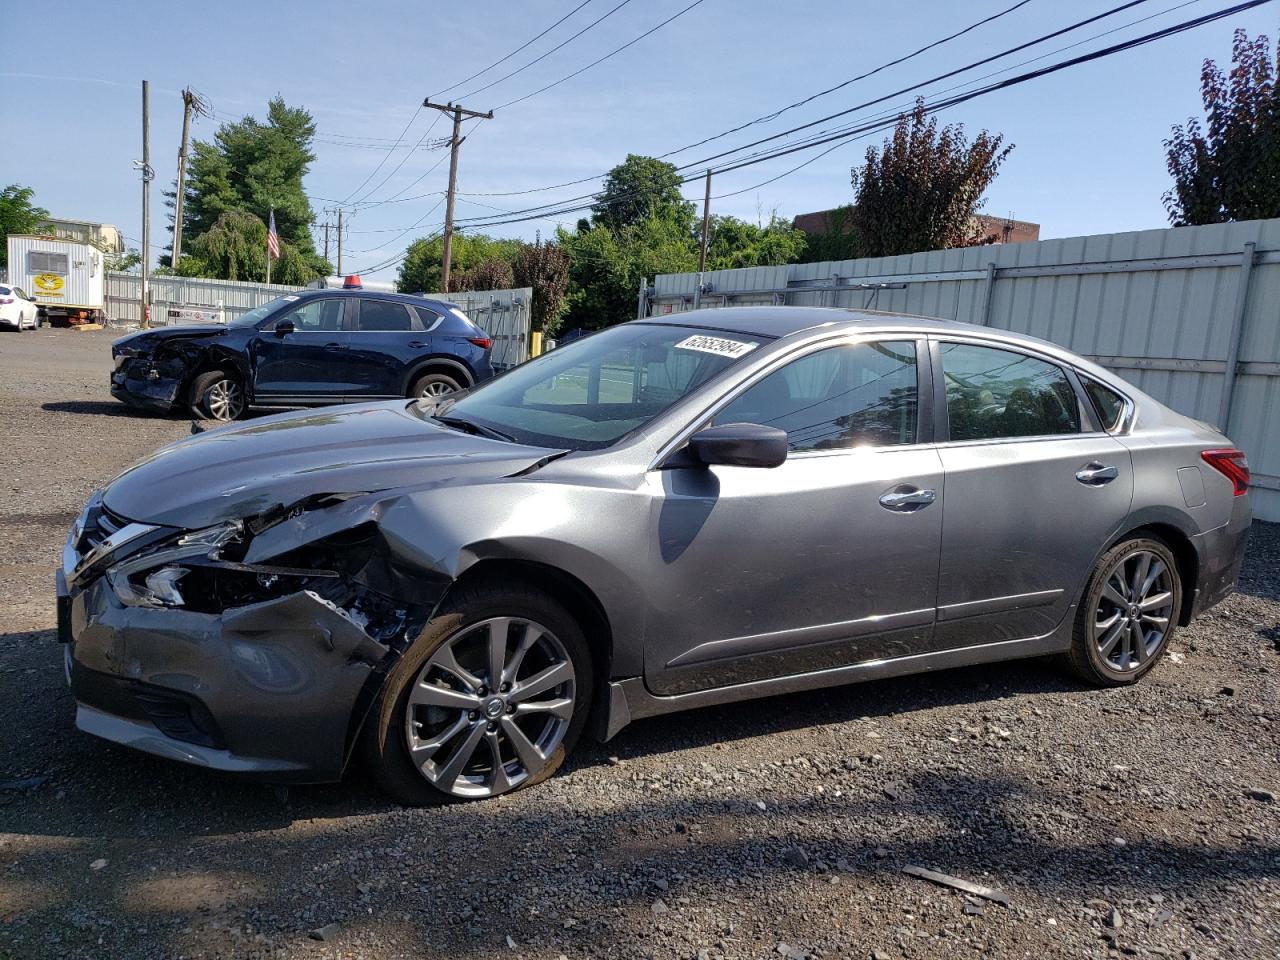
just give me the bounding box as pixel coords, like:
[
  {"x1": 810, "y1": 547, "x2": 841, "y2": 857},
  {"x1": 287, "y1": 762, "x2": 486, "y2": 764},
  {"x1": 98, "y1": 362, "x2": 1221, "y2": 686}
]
[
  {"x1": 404, "y1": 617, "x2": 575, "y2": 798},
  {"x1": 207, "y1": 379, "x2": 244, "y2": 420},
  {"x1": 1092, "y1": 548, "x2": 1175, "y2": 672},
  {"x1": 419, "y1": 380, "x2": 456, "y2": 398}
]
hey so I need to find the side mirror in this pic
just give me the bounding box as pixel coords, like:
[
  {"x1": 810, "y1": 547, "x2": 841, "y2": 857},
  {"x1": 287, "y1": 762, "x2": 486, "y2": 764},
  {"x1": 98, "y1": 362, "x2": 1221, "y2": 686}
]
[
  {"x1": 273, "y1": 319, "x2": 295, "y2": 337},
  {"x1": 687, "y1": 422, "x2": 788, "y2": 468}
]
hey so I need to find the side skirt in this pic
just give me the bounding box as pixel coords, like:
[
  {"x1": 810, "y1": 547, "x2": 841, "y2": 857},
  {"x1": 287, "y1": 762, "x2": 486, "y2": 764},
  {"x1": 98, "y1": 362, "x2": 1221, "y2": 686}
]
[{"x1": 597, "y1": 614, "x2": 1075, "y2": 741}]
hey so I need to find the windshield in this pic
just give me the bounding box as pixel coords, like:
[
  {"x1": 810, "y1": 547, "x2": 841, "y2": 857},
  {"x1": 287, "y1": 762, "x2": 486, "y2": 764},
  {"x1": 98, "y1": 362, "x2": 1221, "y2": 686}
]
[
  {"x1": 229, "y1": 295, "x2": 297, "y2": 327},
  {"x1": 439, "y1": 323, "x2": 768, "y2": 450}
]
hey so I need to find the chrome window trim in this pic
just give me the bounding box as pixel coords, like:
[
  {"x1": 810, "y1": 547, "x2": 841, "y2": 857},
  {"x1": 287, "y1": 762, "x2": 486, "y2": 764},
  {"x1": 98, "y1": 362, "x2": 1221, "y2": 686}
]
[
  {"x1": 650, "y1": 333, "x2": 927, "y2": 470},
  {"x1": 1077, "y1": 373, "x2": 1136, "y2": 435}
]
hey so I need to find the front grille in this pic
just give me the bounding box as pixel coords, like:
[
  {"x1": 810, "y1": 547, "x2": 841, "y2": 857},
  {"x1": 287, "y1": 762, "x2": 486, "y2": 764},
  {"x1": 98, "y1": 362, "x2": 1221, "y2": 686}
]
[{"x1": 79, "y1": 503, "x2": 130, "y2": 553}]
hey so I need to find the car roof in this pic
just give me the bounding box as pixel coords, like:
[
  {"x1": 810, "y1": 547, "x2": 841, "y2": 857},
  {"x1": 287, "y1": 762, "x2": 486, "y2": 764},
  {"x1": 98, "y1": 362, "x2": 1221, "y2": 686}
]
[{"x1": 293, "y1": 288, "x2": 459, "y2": 313}]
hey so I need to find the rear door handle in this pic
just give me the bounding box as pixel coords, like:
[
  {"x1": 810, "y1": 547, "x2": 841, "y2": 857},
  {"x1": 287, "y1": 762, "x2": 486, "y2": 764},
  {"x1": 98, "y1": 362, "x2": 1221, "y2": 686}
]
[
  {"x1": 879, "y1": 485, "x2": 937, "y2": 511},
  {"x1": 324, "y1": 341, "x2": 346, "y2": 351},
  {"x1": 408, "y1": 340, "x2": 429, "y2": 349},
  {"x1": 1075, "y1": 462, "x2": 1119, "y2": 485}
]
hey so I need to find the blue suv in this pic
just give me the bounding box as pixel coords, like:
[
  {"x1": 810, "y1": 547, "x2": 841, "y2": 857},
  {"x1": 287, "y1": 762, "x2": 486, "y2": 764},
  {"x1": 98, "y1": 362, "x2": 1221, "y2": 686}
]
[{"x1": 111, "y1": 290, "x2": 495, "y2": 420}]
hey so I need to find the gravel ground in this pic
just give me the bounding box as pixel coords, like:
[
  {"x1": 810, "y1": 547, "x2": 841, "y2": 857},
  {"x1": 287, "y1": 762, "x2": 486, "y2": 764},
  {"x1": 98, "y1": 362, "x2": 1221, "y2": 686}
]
[{"x1": 1, "y1": 329, "x2": 1277, "y2": 960}]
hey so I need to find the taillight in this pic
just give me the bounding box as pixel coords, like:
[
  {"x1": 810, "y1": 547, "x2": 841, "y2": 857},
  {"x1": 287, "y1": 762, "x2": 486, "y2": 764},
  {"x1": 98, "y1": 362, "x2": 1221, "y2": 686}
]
[
  {"x1": 1201, "y1": 448, "x2": 1250, "y2": 496},
  {"x1": 0, "y1": 297, "x2": 13, "y2": 305},
  {"x1": 467, "y1": 337, "x2": 492, "y2": 349}
]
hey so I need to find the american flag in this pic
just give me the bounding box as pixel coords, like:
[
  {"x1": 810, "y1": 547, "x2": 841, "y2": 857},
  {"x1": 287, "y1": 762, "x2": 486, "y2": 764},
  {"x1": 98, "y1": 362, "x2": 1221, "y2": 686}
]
[{"x1": 267, "y1": 210, "x2": 280, "y2": 258}]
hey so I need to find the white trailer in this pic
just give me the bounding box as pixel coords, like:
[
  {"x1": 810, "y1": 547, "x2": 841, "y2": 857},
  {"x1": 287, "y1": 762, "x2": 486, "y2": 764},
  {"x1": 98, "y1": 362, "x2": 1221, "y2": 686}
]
[{"x1": 5, "y1": 235, "x2": 106, "y2": 324}]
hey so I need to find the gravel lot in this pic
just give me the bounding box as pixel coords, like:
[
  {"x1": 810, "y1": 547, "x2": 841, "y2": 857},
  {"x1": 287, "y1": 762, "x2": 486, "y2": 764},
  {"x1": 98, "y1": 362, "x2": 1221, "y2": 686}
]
[{"x1": 1, "y1": 329, "x2": 1277, "y2": 960}]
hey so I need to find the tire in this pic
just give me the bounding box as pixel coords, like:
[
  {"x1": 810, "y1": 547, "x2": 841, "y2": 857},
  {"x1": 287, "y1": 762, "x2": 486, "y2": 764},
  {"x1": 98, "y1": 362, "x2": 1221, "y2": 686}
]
[
  {"x1": 363, "y1": 581, "x2": 594, "y2": 805},
  {"x1": 410, "y1": 371, "x2": 463, "y2": 400},
  {"x1": 190, "y1": 369, "x2": 246, "y2": 421},
  {"x1": 1064, "y1": 536, "x2": 1182, "y2": 686}
]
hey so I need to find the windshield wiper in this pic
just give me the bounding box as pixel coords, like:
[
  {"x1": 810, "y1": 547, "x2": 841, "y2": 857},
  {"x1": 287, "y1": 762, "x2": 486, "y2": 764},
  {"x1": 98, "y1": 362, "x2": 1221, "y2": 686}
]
[{"x1": 433, "y1": 415, "x2": 515, "y2": 444}]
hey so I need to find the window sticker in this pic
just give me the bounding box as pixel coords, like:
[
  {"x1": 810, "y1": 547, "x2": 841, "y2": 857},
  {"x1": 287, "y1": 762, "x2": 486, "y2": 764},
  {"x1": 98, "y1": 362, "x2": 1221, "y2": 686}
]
[{"x1": 674, "y1": 334, "x2": 758, "y2": 359}]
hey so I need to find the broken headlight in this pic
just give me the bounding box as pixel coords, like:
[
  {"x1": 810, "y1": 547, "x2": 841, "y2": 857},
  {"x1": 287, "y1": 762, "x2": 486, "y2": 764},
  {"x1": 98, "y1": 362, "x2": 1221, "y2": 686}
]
[{"x1": 107, "y1": 521, "x2": 245, "y2": 607}]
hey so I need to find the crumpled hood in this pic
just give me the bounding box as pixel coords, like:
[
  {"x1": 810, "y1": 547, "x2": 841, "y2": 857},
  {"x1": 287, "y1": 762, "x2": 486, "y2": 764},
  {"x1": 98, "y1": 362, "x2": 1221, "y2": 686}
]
[
  {"x1": 113, "y1": 325, "x2": 228, "y2": 354},
  {"x1": 103, "y1": 401, "x2": 557, "y2": 528}
]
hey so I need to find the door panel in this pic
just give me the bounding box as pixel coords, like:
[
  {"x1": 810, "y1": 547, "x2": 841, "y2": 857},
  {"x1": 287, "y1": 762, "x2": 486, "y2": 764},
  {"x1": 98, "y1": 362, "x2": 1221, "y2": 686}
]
[
  {"x1": 252, "y1": 299, "x2": 351, "y2": 400},
  {"x1": 642, "y1": 337, "x2": 943, "y2": 696},
  {"x1": 935, "y1": 436, "x2": 1132, "y2": 646},
  {"x1": 644, "y1": 448, "x2": 945, "y2": 695},
  {"x1": 931, "y1": 338, "x2": 1134, "y2": 649},
  {"x1": 344, "y1": 299, "x2": 423, "y2": 399}
]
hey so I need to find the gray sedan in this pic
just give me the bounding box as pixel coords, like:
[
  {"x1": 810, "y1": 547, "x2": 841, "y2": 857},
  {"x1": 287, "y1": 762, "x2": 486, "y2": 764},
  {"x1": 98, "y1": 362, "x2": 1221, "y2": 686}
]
[{"x1": 58, "y1": 308, "x2": 1251, "y2": 803}]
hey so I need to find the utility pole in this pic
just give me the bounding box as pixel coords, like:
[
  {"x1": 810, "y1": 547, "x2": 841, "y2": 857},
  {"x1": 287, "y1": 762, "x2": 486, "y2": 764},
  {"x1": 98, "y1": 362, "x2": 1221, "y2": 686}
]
[
  {"x1": 322, "y1": 217, "x2": 332, "y2": 265},
  {"x1": 140, "y1": 80, "x2": 152, "y2": 328},
  {"x1": 336, "y1": 207, "x2": 344, "y2": 275},
  {"x1": 423, "y1": 99, "x2": 493, "y2": 292},
  {"x1": 171, "y1": 88, "x2": 208, "y2": 266},
  {"x1": 698, "y1": 170, "x2": 712, "y2": 273}
]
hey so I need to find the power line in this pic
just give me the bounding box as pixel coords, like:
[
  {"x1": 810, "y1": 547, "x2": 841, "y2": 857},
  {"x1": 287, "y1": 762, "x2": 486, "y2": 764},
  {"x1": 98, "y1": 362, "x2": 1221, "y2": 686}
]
[
  {"x1": 337, "y1": 105, "x2": 424, "y2": 204},
  {"x1": 651, "y1": 0, "x2": 1037, "y2": 161},
  {"x1": 349, "y1": 111, "x2": 446, "y2": 205},
  {"x1": 493, "y1": 0, "x2": 712, "y2": 111},
  {"x1": 431, "y1": 0, "x2": 599, "y2": 99},
  {"x1": 441, "y1": 0, "x2": 1134, "y2": 201},
  {"x1": 455, "y1": 0, "x2": 635, "y2": 101},
  {"x1": 448, "y1": 0, "x2": 1271, "y2": 231}
]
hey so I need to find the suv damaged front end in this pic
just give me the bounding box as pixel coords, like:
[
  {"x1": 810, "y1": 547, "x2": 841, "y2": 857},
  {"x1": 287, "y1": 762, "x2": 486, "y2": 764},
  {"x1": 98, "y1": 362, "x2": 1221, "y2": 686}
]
[{"x1": 60, "y1": 489, "x2": 448, "y2": 781}]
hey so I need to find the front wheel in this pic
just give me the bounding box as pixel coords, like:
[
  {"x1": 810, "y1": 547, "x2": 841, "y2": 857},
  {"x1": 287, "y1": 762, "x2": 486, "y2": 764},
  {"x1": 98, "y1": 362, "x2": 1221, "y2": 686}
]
[
  {"x1": 364, "y1": 582, "x2": 593, "y2": 805},
  {"x1": 190, "y1": 369, "x2": 246, "y2": 421},
  {"x1": 1064, "y1": 537, "x2": 1182, "y2": 686}
]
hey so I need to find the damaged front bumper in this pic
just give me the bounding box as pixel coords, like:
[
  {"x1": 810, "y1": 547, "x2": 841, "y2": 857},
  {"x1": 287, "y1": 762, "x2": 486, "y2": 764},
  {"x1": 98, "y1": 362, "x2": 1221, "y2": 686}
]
[
  {"x1": 66, "y1": 576, "x2": 390, "y2": 781},
  {"x1": 111, "y1": 358, "x2": 183, "y2": 412}
]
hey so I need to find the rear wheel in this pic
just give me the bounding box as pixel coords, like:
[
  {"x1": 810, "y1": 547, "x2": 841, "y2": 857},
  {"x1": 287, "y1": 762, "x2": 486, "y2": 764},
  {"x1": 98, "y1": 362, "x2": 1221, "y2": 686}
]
[
  {"x1": 410, "y1": 371, "x2": 463, "y2": 400},
  {"x1": 1065, "y1": 537, "x2": 1182, "y2": 685},
  {"x1": 364, "y1": 582, "x2": 593, "y2": 805},
  {"x1": 191, "y1": 369, "x2": 246, "y2": 421}
]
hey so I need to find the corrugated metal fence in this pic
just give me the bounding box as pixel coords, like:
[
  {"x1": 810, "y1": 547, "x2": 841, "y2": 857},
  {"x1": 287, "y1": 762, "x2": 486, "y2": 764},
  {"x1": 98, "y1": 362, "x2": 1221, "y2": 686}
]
[
  {"x1": 104, "y1": 273, "x2": 531, "y2": 368},
  {"x1": 646, "y1": 217, "x2": 1280, "y2": 522}
]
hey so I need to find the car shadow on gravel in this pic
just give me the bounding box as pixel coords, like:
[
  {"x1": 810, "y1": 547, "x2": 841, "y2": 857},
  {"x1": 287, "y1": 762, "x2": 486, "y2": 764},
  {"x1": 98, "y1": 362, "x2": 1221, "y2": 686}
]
[
  {"x1": 2, "y1": 625, "x2": 1080, "y2": 841},
  {"x1": 40, "y1": 400, "x2": 179, "y2": 419}
]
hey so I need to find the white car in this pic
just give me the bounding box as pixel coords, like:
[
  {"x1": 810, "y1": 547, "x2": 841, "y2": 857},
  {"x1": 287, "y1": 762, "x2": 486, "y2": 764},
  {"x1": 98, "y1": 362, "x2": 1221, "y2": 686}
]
[{"x1": 0, "y1": 285, "x2": 40, "y2": 331}]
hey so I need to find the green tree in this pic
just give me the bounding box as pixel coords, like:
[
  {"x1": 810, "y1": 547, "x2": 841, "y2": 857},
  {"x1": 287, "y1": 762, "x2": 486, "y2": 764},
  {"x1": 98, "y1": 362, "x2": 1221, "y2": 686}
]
[
  {"x1": 455, "y1": 257, "x2": 515, "y2": 292},
  {"x1": 705, "y1": 215, "x2": 808, "y2": 270},
  {"x1": 558, "y1": 216, "x2": 698, "y2": 330},
  {"x1": 797, "y1": 206, "x2": 861, "y2": 263},
  {"x1": 850, "y1": 99, "x2": 1012, "y2": 258},
  {"x1": 512, "y1": 242, "x2": 572, "y2": 335},
  {"x1": 175, "y1": 97, "x2": 328, "y2": 278},
  {"x1": 178, "y1": 210, "x2": 315, "y2": 284},
  {"x1": 591, "y1": 155, "x2": 694, "y2": 233},
  {"x1": 0, "y1": 184, "x2": 50, "y2": 268},
  {"x1": 105, "y1": 248, "x2": 142, "y2": 272},
  {"x1": 396, "y1": 233, "x2": 521, "y2": 292},
  {"x1": 1164, "y1": 28, "x2": 1280, "y2": 225}
]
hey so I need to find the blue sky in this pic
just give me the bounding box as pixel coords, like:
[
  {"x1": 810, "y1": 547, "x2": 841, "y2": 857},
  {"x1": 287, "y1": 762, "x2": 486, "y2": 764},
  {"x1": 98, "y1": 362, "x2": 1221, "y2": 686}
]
[{"x1": 3, "y1": 0, "x2": 1275, "y2": 279}]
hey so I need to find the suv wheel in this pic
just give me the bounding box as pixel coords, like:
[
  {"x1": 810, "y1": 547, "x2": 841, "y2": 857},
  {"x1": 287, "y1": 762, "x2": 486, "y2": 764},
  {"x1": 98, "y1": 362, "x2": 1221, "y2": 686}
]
[
  {"x1": 191, "y1": 369, "x2": 246, "y2": 421},
  {"x1": 1065, "y1": 536, "x2": 1182, "y2": 685},
  {"x1": 364, "y1": 582, "x2": 593, "y2": 805},
  {"x1": 410, "y1": 372, "x2": 462, "y2": 399}
]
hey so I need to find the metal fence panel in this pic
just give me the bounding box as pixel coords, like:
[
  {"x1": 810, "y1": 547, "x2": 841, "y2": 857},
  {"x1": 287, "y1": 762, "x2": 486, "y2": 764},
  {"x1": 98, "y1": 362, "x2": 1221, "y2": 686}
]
[{"x1": 647, "y1": 217, "x2": 1280, "y2": 521}]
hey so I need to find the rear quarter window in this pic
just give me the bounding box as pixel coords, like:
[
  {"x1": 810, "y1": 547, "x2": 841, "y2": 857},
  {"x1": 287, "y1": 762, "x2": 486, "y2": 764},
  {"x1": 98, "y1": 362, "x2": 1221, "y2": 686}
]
[{"x1": 1084, "y1": 378, "x2": 1127, "y2": 431}]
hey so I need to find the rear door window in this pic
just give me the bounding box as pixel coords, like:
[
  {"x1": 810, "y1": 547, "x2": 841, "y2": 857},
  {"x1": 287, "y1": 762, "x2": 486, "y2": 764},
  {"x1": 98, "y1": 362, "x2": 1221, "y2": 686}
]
[
  {"x1": 358, "y1": 300, "x2": 416, "y2": 332},
  {"x1": 940, "y1": 341, "x2": 1080, "y2": 441}
]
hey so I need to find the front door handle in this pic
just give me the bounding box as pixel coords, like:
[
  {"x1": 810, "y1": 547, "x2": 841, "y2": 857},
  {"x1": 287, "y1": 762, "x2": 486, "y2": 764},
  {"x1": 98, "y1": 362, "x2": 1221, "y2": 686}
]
[
  {"x1": 1075, "y1": 462, "x2": 1119, "y2": 485},
  {"x1": 879, "y1": 485, "x2": 937, "y2": 511},
  {"x1": 324, "y1": 341, "x2": 346, "y2": 351}
]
